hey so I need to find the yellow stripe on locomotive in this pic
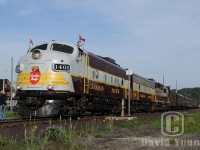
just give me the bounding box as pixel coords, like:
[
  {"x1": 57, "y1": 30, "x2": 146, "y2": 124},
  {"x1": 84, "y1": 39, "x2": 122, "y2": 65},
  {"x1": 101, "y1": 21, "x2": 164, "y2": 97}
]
[{"x1": 17, "y1": 72, "x2": 68, "y2": 86}]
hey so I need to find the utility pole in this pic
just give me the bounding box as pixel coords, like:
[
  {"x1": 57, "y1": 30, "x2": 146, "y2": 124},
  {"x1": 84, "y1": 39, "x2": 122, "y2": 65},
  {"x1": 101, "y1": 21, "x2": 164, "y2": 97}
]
[
  {"x1": 11, "y1": 57, "x2": 13, "y2": 112},
  {"x1": 163, "y1": 74, "x2": 164, "y2": 85},
  {"x1": 126, "y1": 69, "x2": 133, "y2": 116},
  {"x1": 2, "y1": 64, "x2": 5, "y2": 92}
]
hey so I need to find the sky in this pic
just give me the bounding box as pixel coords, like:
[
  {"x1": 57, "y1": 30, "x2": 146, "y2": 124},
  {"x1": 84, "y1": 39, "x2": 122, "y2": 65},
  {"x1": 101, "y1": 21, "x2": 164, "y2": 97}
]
[{"x1": 0, "y1": 0, "x2": 200, "y2": 89}]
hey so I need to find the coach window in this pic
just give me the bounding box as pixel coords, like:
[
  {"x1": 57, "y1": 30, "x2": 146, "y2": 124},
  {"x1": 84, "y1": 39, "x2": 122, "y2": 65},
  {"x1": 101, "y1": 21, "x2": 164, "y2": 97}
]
[
  {"x1": 92, "y1": 71, "x2": 95, "y2": 79},
  {"x1": 96, "y1": 70, "x2": 99, "y2": 79},
  {"x1": 52, "y1": 44, "x2": 74, "y2": 54}
]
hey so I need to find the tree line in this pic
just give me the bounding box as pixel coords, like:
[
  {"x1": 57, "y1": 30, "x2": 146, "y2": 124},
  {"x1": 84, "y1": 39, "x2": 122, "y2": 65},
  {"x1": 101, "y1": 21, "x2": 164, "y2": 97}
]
[{"x1": 178, "y1": 87, "x2": 200, "y2": 101}]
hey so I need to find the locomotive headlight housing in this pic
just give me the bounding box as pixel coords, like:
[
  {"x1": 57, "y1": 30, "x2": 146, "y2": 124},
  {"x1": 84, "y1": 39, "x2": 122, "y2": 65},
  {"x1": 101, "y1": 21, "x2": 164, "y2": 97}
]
[
  {"x1": 47, "y1": 85, "x2": 54, "y2": 90},
  {"x1": 45, "y1": 100, "x2": 54, "y2": 105},
  {"x1": 32, "y1": 50, "x2": 41, "y2": 59},
  {"x1": 15, "y1": 64, "x2": 24, "y2": 73}
]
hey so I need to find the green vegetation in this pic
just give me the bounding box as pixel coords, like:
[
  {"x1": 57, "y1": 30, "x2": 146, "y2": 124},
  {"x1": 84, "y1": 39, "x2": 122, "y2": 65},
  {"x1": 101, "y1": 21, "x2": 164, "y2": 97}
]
[
  {"x1": 122, "y1": 119, "x2": 160, "y2": 129},
  {"x1": 94, "y1": 134, "x2": 103, "y2": 138},
  {"x1": 84, "y1": 118, "x2": 100, "y2": 135},
  {"x1": 103, "y1": 118, "x2": 118, "y2": 131},
  {"x1": 0, "y1": 117, "x2": 117, "y2": 150},
  {"x1": 5, "y1": 110, "x2": 21, "y2": 118},
  {"x1": 178, "y1": 87, "x2": 200, "y2": 101},
  {"x1": 1, "y1": 112, "x2": 200, "y2": 149},
  {"x1": 122, "y1": 111, "x2": 200, "y2": 134},
  {"x1": 184, "y1": 112, "x2": 200, "y2": 133}
]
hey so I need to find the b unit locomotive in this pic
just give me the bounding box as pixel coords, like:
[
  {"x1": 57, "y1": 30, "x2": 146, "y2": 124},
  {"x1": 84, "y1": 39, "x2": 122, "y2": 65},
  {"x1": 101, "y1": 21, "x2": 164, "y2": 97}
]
[{"x1": 15, "y1": 40, "x2": 199, "y2": 117}]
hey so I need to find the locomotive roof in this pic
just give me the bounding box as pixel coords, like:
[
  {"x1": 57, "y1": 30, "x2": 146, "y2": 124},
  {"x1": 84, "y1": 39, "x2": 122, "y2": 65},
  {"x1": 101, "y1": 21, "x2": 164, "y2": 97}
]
[
  {"x1": 88, "y1": 52, "x2": 128, "y2": 79},
  {"x1": 28, "y1": 41, "x2": 75, "y2": 52}
]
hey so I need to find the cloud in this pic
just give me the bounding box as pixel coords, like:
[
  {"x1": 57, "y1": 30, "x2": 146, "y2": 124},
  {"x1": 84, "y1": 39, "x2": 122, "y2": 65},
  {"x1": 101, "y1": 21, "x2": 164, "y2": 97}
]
[
  {"x1": 50, "y1": 0, "x2": 200, "y2": 46},
  {"x1": 1, "y1": 0, "x2": 200, "y2": 88}
]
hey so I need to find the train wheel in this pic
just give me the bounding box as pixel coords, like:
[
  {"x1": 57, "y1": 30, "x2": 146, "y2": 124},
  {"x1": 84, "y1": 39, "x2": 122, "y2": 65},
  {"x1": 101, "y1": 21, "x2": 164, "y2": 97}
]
[
  {"x1": 112, "y1": 101, "x2": 121, "y2": 115},
  {"x1": 131, "y1": 102, "x2": 137, "y2": 114}
]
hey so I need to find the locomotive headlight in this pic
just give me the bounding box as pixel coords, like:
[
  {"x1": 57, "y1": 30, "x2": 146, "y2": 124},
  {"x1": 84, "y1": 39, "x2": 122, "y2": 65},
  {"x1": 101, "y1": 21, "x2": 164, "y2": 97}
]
[
  {"x1": 48, "y1": 100, "x2": 53, "y2": 103},
  {"x1": 47, "y1": 85, "x2": 54, "y2": 90},
  {"x1": 15, "y1": 64, "x2": 24, "y2": 73},
  {"x1": 32, "y1": 50, "x2": 41, "y2": 59},
  {"x1": 45, "y1": 100, "x2": 54, "y2": 104}
]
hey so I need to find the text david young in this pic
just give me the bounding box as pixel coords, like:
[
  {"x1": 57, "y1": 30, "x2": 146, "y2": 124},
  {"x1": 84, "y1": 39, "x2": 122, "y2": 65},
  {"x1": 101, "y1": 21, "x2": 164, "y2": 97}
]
[{"x1": 141, "y1": 138, "x2": 200, "y2": 147}]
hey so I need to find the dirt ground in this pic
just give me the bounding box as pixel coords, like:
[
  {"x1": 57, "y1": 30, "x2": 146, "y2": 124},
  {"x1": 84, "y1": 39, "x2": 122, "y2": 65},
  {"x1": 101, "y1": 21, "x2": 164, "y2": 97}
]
[
  {"x1": 87, "y1": 125, "x2": 200, "y2": 150},
  {"x1": 0, "y1": 109, "x2": 200, "y2": 150},
  {"x1": 81, "y1": 109, "x2": 200, "y2": 150}
]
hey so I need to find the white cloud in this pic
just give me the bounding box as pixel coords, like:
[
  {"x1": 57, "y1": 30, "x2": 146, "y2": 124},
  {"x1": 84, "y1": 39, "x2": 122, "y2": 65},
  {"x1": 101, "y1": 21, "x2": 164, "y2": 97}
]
[{"x1": 1, "y1": 0, "x2": 200, "y2": 88}]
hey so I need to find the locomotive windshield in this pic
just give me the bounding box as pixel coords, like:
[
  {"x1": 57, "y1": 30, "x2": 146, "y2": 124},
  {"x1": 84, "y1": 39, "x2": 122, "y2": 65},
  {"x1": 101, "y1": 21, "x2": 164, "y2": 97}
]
[
  {"x1": 30, "y1": 44, "x2": 48, "y2": 52},
  {"x1": 51, "y1": 43, "x2": 73, "y2": 54}
]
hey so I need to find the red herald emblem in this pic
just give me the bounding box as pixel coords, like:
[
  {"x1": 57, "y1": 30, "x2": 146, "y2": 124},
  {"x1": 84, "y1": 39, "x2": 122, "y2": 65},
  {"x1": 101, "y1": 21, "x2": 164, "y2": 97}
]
[
  {"x1": 30, "y1": 66, "x2": 40, "y2": 84},
  {"x1": 30, "y1": 72, "x2": 40, "y2": 84}
]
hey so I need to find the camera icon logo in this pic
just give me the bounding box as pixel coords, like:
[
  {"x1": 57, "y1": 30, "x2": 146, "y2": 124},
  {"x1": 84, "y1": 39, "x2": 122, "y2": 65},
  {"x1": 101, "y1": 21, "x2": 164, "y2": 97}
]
[{"x1": 161, "y1": 111, "x2": 184, "y2": 136}]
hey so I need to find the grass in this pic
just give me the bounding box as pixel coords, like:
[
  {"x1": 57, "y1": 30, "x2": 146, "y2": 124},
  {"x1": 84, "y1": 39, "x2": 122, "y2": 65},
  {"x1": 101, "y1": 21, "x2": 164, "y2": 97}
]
[
  {"x1": 5, "y1": 110, "x2": 21, "y2": 118},
  {"x1": 2, "y1": 111, "x2": 200, "y2": 149},
  {"x1": 103, "y1": 117, "x2": 118, "y2": 131},
  {"x1": 24, "y1": 125, "x2": 49, "y2": 150},
  {"x1": 84, "y1": 118, "x2": 100, "y2": 135},
  {"x1": 0, "y1": 116, "x2": 118, "y2": 150},
  {"x1": 0, "y1": 118, "x2": 78, "y2": 150},
  {"x1": 0, "y1": 114, "x2": 125, "y2": 149},
  {"x1": 122, "y1": 111, "x2": 200, "y2": 134},
  {"x1": 159, "y1": 112, "x2": 200, "y2": 134},
  {"x1": 184, "y1": 112, "x2": 200, "y2": 133},
  {"x1": 122, "y1": 119, "x2": 160, "y2": 129}
]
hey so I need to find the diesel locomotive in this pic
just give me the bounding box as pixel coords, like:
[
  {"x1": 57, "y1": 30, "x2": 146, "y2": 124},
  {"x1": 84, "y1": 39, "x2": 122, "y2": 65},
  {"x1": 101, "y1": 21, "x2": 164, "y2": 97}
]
[{"x1": 15, "y1": 40, "x2": 199, "y2": 117}]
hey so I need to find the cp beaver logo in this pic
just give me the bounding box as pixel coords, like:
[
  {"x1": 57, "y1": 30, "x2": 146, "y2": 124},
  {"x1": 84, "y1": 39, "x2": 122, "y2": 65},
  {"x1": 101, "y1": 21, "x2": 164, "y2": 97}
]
[{"x1": 30, "y1": 66, "x2": 40, "y2": 84}]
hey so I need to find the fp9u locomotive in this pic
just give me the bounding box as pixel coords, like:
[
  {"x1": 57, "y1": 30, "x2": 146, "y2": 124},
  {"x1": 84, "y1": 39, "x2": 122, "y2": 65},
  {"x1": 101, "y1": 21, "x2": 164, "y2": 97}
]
[
  {"x1": 15, "y1": 40, "x2": 198, "y2": 117},
  {"x1": 16, "y1": 41, "x2": 127, "y2": 117}
]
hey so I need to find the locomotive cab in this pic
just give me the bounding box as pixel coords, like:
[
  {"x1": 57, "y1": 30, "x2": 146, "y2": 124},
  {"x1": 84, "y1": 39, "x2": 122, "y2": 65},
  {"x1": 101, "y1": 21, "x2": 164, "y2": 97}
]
[{"x1": 16, "y1": 41, "x2": 81, "y2": 91}]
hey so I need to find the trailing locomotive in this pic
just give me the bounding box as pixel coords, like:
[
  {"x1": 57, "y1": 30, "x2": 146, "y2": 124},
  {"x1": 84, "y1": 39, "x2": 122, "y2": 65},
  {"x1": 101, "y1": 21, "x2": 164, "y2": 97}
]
[{"x1": 15, "y1": 40, "x2": 199, "y2": 117}]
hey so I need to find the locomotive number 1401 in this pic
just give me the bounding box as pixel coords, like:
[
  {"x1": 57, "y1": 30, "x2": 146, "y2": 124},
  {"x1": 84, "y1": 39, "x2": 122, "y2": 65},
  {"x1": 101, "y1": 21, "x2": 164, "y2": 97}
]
[{"x1": 53, "y1": 64, "x2": 70, "y2": 71}]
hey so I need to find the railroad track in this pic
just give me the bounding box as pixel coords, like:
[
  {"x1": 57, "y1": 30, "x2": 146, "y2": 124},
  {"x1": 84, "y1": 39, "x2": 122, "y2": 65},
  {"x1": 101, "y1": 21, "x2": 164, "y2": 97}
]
[{"x1": 0, "y1": 115, "x2": 107, "y2": 129}]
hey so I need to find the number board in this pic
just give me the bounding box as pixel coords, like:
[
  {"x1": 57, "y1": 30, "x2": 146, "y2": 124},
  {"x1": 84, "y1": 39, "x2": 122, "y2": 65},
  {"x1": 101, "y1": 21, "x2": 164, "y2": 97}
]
[{"x1": 53, "y1": 64, "x2": 70, "y2": 71}]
